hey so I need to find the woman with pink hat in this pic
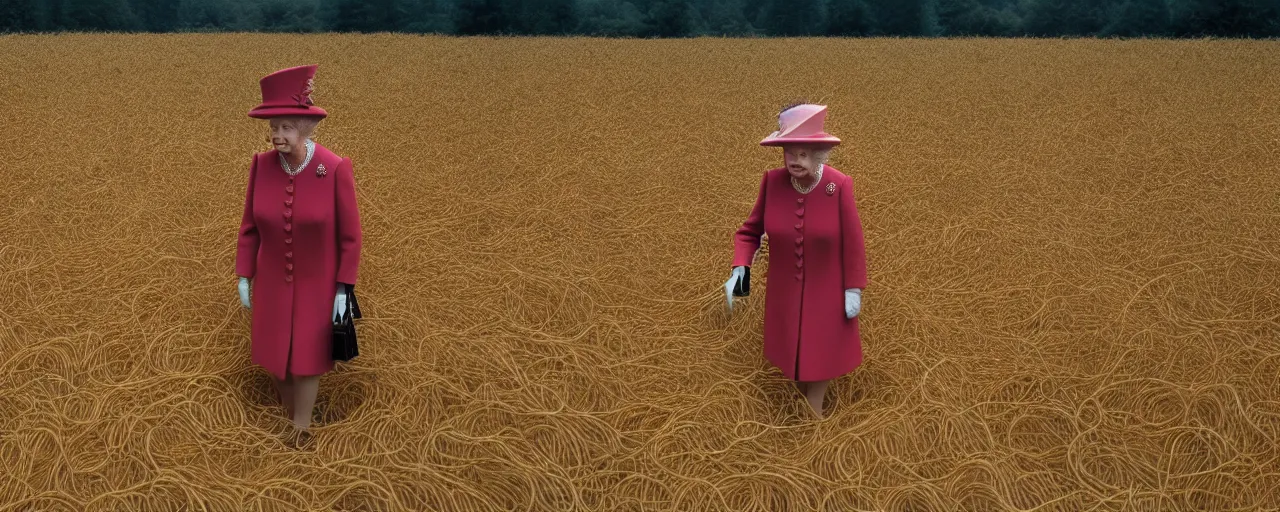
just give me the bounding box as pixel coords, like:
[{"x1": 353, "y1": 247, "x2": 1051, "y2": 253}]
[
  {"x1": 725, "y1": 102, "x2": 868, "y2": 419},
  {"x1": 235, "y1": 64, "x2": 363, "y2": 434}
]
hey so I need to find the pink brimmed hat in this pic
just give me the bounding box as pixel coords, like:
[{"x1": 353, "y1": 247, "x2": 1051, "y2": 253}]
[
  {"x1": 248, "y1": 65, "x2": 327, "y2": 119},
  {"x1": 760, "y1": 104, "x2": 840, "y2": 147}
]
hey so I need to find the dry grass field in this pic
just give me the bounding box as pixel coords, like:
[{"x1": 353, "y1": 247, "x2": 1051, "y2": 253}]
[{"x1": 0, "y1": 34, "x2": 1278, "y2": 511}]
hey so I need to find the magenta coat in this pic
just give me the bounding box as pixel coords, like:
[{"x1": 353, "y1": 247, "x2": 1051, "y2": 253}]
[
  {"x1": 236, "y1": 143, "x2": 361, "y2": 380},
  {"x1": 733, "y1": 165, "x2": 868, "y2": 382}
]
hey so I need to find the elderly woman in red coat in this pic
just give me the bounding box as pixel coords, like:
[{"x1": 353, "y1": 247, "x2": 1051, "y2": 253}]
[
  {"x1": 726, "y1": 103, "x2": 868, "y2": 419},
  {"x1": 235, "y1": 64, "x2": 362, "y2": 433}
]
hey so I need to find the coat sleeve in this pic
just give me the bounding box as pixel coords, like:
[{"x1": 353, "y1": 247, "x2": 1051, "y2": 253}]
[
  {"x1": 235, "y1": 155, "x2": 259, "y2": 278},
  {"x1": 732, "y1": 171, "x2": 768, "y2": 267},
  {"x1": 839, "y1": 173, "x2": 868, "y2": 290},
  {"x1": 334, "y1": 157, "x2": 362, "y2": 285}
]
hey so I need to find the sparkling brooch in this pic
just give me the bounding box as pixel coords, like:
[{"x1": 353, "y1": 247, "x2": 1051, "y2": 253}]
[
  {"x1": 825, "y1": 183, "x2": 836, "y2": 196},
  {"x1": 316, "y1": 163, "x2": 327, "y2": 177}
]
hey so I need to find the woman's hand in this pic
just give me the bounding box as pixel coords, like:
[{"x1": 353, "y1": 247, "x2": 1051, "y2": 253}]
[
  {"x1": 332, "y1": 288, "x2": 348, "y2": 322},
  {"x1": 238, "y1": 277, "x2": 251, "y2": 309},
  {"x1": 845, "y1": 288, "x2": 862, "y2": 319},
  {"x1": 725, "y1": 266, "x2": 746, "y2": 311}
]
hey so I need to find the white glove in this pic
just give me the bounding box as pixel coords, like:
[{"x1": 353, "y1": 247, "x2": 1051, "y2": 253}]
[
  {"x1": 845, "y1": 288, "x2": 862, "y2": 319},
  {"x1": 333, "y1": 288, "x2": 348, "y2": 322},
  {"x1": 725, "y1": 266, "x2": 746, "y2": 312},
  {"x1": 238, "y1": 277, "x2": 251, "y2": 309}
]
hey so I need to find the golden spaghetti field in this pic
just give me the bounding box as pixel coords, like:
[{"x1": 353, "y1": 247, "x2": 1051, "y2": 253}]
[{"x1": 0, "y1": 34, "x2": 1278, "y2": 511}]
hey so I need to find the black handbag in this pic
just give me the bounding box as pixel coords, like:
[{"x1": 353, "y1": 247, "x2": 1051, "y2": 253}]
[
  {"x1": 732, "y1": 267, "x2": 751, "y2": 297},
  {"x1": 331, "y1": 284, "x2": 361, "y2": 361}
]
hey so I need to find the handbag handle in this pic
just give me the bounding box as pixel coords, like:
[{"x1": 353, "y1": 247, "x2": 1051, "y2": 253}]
[
  {"x1": 342, "y1": 283, "x2": 361, "y2": 321},
  {"x1": 335, "y1": 281, "x2": 360, "y2": 322}
]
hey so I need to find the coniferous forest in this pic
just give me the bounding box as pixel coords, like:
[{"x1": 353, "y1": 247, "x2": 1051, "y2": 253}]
[{"x1": 1, "y1": 0, "x2": 1278, "y2": 37}]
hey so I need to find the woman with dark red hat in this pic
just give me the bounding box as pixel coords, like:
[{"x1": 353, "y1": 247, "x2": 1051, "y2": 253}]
[
  {"x1": 235, "y1": 64, "x2": 362, "y2": 433},
  {"x1": 725, "y1": 102, "x2": 868, "y2": 419}
]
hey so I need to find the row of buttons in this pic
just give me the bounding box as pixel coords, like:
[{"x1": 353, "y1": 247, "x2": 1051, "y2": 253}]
[
  {"x1": 284, "y1": 176, "x2": 295, "y2": 283},
  {"x1": 794, "y1": 196, "x2": 804, "y2": 281}
]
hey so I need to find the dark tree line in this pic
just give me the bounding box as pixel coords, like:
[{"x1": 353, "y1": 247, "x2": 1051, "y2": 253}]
[{"x1": 2, "y1": 0, "x2": 1279, "y2": 37}]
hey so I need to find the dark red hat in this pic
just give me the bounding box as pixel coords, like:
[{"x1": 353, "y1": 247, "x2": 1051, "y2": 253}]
[{"x1": 248, "y1": 65, "x2": 328, "y2": 119}]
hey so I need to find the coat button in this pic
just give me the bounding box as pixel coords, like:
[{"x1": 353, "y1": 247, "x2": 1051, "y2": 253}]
[
  {"x1": 286, "y1": 185, "x2": 294, "y2": 194},
  {"x1": 285, "y1": 263, "x2": 294, "y2": 271},
  {"x1": 795, "y1": 260, "x2": 803, "y2": 269},
  {"x1": 284, "y1": 238, "x2": 293, "y2": 244},
  {"x1": 285, "y1": 199, "x2": 293, "y2": 207},
  {"x1": 797, "y1": 197, "x2": 805, "y2": 204},
  {"x1": 284, "y1": 224, "x2": 292, "y2": 233},
  {"x1": 794, "y1": 222, "x2": 803, "y2": 231},
  {"x1": 795, "y1": 247, "x2": 803, "y2": 257},
  {"x1": 795, "y1": 208, "x2": 804, "y2": 217},
  {"x1": 285, "y1": 275, "x2": 293, "y2": 283},
  {"x1": 795, "y1": 236, "x2": 803, "y2": 245},
  {"x1": 795, "y1": 274, "x2": 802, "y2": 281},
  {"x1": 285, "y1": 251, "x2": 293, "y2": 260}
]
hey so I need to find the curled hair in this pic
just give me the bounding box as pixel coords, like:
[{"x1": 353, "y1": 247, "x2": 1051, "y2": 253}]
[
  {"x1": 295, "y1": 117, "x2": 320, "y2": 140},
  {"x1": 273, "y1": 115, "x2": 321, "y2": 140},
  {"x1": 814, "y1": 146, "x2": 833, "y2": 166}
]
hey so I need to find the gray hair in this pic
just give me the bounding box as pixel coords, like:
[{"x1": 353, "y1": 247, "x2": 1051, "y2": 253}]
[
  {"x1": 815, "y1": 146, "x2": 832, "y2": 167},
  {"x1": 274, "y1": 115, "x2": 321, "y2": 140},
  {"x1": 785, "y1": 143, "x2": 834, "y2": 167}
]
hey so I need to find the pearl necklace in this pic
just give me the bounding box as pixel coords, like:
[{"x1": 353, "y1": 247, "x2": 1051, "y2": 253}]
[
  {"x1": 279, "y1": 140, "x2": 315, "y2": 176},
  {"x1": 791, "y1": 165, "x2": 823, "y2": 194}
]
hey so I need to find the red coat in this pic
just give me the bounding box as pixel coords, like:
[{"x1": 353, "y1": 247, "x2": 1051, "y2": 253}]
[
  {"x1": 236, "y1": 143, "x2": 361, "y2": 380},
  {"x1": 733, "y1": 165, "x2": 867, "y2": 381}
]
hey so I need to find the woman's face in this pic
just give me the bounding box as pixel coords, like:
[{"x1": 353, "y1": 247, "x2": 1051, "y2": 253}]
[
  {"x1": 269, "y1": 117, "x2": 311, "y2": 154},
  {"x1": 783, "y1": 145, "x2": 823, "y2": 181}
]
